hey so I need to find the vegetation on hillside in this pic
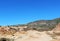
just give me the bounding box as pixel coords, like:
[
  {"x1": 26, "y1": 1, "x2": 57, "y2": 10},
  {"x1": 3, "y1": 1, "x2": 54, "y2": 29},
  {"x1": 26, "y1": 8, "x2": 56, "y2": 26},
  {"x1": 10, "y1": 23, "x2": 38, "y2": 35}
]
[{"x1": 4, "y1": 18, "x2": 60, "y2": 31}]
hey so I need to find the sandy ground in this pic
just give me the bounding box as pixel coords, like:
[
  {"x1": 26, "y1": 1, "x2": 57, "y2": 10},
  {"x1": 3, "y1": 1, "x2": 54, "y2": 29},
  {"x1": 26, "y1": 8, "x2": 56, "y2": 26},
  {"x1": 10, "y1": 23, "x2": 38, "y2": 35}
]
[
  {"x1": 15, "y1": 30, "x2": 53, "y2": 41},
  {"x1": 0, "y1": 30, "x2": 60, "y2": 41}
]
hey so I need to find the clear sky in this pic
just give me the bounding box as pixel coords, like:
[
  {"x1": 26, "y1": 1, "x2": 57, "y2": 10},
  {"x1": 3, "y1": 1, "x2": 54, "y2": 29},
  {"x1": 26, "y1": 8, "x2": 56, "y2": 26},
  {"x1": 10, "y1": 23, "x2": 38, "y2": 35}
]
[{"x1": 0, "y1": 0, "x2": 60, "y2": 26}]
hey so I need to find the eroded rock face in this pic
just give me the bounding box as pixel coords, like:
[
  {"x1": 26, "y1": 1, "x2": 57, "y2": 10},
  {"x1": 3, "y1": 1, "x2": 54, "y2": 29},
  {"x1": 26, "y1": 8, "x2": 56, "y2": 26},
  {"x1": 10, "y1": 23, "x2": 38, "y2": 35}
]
[
  {"x1": 53, "y1": 23, "x2": 60, "y2": 34},
  {"x1": 0, "y1": 26, "x2": 28, "y2": 41},
  {"x1": 0, "y1": 27, "x2": 17, "y2": 35},
  {"x1": 0, "y1": 26, "x2": 27, "y2": 35}
]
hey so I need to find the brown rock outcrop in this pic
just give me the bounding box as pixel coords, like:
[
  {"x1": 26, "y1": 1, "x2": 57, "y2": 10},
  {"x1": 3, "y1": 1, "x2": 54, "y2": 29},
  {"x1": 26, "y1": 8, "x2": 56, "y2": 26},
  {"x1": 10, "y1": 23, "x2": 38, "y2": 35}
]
[{"x1": 53, "y1": 23, "x2": 60, "y2": 34}]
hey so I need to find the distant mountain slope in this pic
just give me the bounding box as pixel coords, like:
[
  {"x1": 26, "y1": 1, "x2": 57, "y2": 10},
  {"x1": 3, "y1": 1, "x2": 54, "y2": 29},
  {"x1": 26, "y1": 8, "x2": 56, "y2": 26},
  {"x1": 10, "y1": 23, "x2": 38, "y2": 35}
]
[
  {"x1": 27, "y1": 18, "x2": 60, "y2": 31},
  {"x1": 6, "y1": 18, "x2": 60, "y2": 31}
]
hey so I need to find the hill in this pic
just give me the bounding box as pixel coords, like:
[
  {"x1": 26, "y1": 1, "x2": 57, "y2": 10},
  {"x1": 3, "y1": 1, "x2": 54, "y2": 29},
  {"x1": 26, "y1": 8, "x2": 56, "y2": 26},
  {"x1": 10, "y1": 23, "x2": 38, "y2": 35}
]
[
  {"x1": 5, "y1": 18, "x2": 60, "y2": 31},
  {"x1": 27, "y1": 18, "x2": 60, "y2": 31}
]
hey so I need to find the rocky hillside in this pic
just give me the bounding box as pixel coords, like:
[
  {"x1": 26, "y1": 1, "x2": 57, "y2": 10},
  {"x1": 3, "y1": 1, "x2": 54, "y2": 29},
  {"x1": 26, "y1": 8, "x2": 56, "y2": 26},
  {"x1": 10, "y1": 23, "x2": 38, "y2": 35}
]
[
  {"x1": 4, "y1": 18, "x2": 60, "y2": 31},
  {"x1": 0, "y1": 18, "x2": 60, "y2": 41},
  {"x1": 0, "y1": 23, "x2": 60, "y2": 41},
  {"x1": 27, "y1": 18, "x2": 60, "y2": 31}
]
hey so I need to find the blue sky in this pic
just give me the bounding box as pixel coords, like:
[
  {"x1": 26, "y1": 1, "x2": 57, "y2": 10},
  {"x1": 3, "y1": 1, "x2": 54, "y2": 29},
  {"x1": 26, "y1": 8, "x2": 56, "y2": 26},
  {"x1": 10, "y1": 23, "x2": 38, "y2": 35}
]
[{"x1": 0, "y1": 0, "x2": 60, "y2": 26}]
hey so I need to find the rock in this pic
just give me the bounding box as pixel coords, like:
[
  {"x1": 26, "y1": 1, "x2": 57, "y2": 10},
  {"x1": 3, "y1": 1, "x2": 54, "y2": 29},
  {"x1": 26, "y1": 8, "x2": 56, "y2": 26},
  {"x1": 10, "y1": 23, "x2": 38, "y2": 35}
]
[{"x1": 53, "y1": 23, "x2": 60, "y2": 34}]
